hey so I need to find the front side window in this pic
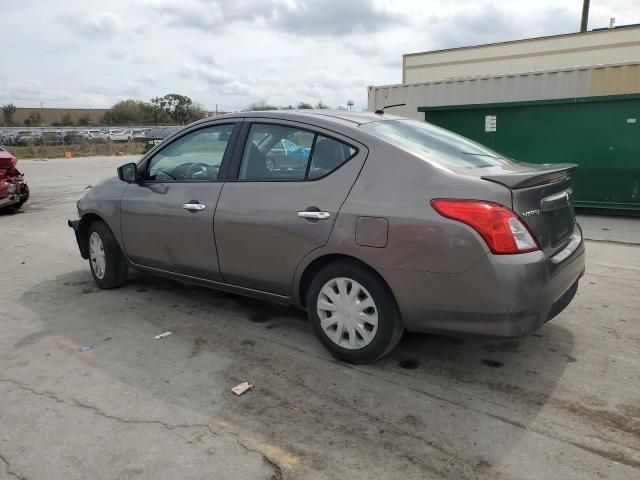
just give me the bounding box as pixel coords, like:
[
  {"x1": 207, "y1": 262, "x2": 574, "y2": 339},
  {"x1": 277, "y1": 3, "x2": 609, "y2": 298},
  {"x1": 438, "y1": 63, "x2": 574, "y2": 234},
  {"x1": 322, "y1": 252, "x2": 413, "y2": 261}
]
[
  {"x1": 146, "y1": 124, "x2": 234, "y2": 182},
  {"x1": 238, "y1": 124, "x2": 356, "y2": 181}
]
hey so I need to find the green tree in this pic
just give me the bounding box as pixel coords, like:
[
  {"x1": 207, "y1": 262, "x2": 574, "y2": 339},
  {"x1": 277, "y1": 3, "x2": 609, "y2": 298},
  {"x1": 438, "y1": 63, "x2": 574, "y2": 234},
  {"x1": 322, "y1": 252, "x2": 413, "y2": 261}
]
[
  {"x1": 103, "y1": 95, "x2": 206, "y2": 126},
  {"x1": 245, "y1": 100, "x2": 278, "y2": 111},
  {"x1": 52, "y1": 113, "x2": 75, "y2": 127},
  {"x1": 77, "y1": 114, "x2": 91, "y2": 126},
  {"x1": 2, "y1": 104, "x2": 17, "y2": 126},
  {"x1": 140, "y1": 102, "x2": 172, "y2": 124},
  {"x1": 24, "y1": 112, "x2": 44, "y2": 126},
  {"x1": 151, "y1": 94, "x2": 205, "y2": 124},
  {"x1": 297, "y1": 102, "x2": 313, "y2": 109},
  {"x1": 103, "y1": 99, "x2": 150, "y2": 124},
  {"x1": 60, "y1": 113, "x2": 74, "y2": 126}
]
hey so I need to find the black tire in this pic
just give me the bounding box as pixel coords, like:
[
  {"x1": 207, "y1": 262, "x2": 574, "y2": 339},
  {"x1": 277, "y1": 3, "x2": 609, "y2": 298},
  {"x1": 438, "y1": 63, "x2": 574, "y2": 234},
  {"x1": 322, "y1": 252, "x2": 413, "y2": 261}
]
[
  {"x1": 0, "y1": 202, "x2": 23, "y2": 214},
  {"x1": 306, "y1": 260, "x2": 404, "y2": 363},
  {"x1": 87, "y1": 220, "x2": 128, "y2": 289}
]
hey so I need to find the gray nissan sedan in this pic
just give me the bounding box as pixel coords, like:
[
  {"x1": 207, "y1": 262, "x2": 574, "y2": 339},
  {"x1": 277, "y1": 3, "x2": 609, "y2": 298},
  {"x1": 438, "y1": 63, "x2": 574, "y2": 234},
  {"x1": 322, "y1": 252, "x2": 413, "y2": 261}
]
[{"x1": 69, "y1": 111, "x2": 585, "y2": 362}]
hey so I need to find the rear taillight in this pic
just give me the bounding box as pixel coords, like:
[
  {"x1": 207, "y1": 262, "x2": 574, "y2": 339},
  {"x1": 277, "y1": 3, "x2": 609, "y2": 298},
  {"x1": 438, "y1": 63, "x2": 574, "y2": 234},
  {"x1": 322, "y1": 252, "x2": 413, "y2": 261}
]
[{"x1": 431, "y1": 199, "x2": 539, "y2": 254}]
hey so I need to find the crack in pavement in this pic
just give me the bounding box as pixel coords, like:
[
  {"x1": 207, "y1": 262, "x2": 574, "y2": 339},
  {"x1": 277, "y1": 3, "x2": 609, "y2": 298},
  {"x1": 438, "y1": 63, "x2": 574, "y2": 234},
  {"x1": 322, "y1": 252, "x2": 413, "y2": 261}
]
[
  {"x1": 0, "y1": 451, "x2": 27, "y2": 480},
  {"x1": 0, "y1": 377, "x2": 282, "y2": 480}
]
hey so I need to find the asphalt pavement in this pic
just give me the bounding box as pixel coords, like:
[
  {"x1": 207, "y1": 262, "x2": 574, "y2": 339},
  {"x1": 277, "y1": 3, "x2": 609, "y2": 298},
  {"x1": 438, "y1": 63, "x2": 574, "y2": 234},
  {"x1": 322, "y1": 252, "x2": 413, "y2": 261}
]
[{"x1": 1, "y1": 156, "x2": 638, "y2": 480}]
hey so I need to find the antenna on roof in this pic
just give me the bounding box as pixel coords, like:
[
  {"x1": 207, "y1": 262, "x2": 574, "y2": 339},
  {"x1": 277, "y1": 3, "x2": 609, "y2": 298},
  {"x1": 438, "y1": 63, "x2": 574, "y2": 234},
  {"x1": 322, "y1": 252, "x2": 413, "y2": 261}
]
[{"x1": 374, "y1": 103, "x2": 406, "y2": 115}]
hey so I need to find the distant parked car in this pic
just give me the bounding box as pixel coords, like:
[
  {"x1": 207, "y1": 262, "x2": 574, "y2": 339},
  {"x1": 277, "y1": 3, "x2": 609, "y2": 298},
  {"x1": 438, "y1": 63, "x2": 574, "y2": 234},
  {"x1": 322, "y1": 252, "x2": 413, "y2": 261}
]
[
  {"x1": 132, "y1": 129, "x2": 149, "y2": 142},
  {"x1": 2, "y1": 131, "x2": 18, "y2": 146},
  {"x1": 87, "y1": 130, "x2": 107, "y2": 143},
  {"x1": 0, "y1": 146, "x2": 29, "y2": 213},
  {"x1": 265, "y1": 138, "x2": 312, "y2": 172},
  {"x1": 42, "y1": 130, "x2": 64, "y2": 145},
  {"x1": 64, "y1": 130, "x2": 87, "y2": 144},
  {"x1": 68, "y1": 111, "x2": 585, "y2": 362},
  {"x1": 15, "y1": 130, "x2": 38, "y2": 145},
  {"x1": 108, "y1": 129, "x2": 133, "y2": 142}
]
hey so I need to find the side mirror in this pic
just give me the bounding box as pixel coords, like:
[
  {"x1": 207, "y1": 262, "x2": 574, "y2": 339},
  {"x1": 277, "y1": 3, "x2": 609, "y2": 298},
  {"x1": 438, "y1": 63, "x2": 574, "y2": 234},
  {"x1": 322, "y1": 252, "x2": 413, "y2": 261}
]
[{"x1": 117, "y1": 163, "x2": 138, "y2": 183}]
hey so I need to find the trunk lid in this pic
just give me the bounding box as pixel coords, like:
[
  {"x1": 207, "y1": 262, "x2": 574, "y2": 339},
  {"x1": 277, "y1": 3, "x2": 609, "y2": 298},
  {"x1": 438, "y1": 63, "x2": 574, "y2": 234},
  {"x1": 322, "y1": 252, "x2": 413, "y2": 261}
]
[{"x1": 482, "y1": 163, "x2": 577, "y2": 255}]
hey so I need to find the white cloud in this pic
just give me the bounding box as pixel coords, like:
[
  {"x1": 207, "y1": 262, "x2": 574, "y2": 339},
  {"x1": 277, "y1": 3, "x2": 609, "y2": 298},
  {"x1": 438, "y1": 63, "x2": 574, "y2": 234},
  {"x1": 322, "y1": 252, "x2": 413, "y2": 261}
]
[
  {"x1": 74, "y1": 11, "x2": 124, "y2": 39},
  {"x1": 181, "y1": 64, "x2": 236, "y2": 85},
  {"x1": 151, "y1": 0, "x2": 224, "y2": 32},
  {"x1": 107, "y1": 49, "x2": 126, "y2": 61},
  {"x1": 2, "y1": 0, "x2": 640, "y2": 111},
  {"x1": 193, "y1": 53, "x2": 220, "y2": 67}
]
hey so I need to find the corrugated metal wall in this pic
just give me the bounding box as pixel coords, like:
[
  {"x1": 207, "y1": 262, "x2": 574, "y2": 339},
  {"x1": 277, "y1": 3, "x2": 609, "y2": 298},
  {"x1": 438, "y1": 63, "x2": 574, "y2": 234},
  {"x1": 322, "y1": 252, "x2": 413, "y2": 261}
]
[
  {"x1": 421, "y1": 95, "x2": 640, "y2": 212},
  {"x1": 368, "y1": 63, "x2": 640, "y2": 120},
  {"x1": 403, "y1": 27, "x2": 640, "y2": 83}
]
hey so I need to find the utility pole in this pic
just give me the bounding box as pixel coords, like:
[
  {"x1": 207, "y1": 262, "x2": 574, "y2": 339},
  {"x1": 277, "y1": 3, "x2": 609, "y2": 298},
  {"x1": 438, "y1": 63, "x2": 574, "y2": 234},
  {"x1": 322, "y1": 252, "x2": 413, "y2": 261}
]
[{"x1": 580, "y1": 0, "x2": 590, "y2": 32}]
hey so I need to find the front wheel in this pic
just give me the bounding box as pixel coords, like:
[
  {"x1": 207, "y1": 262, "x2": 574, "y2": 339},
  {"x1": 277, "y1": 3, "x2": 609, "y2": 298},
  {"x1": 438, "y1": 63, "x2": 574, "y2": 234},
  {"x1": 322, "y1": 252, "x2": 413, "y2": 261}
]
[
  {"x1": 306, "y1": 261, "x2": 404, "y2": 363},
  {"x1": 87, "y1": 221, "x2": 128, "y2": 289}
]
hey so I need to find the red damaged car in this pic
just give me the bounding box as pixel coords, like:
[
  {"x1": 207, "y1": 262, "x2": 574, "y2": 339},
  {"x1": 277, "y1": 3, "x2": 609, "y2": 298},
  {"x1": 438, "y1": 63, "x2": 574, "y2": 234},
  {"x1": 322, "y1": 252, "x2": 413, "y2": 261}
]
[{"x1": 0, "y1": 147, "x2": 29, "y2": 213}]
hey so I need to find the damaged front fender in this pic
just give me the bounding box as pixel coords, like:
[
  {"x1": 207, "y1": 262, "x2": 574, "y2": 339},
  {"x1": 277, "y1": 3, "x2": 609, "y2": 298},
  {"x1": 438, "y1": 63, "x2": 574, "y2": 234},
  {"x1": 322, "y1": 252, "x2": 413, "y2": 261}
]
[
  {"x1": 0, "y1": 147, "x2": 30, "y2": 213},
  {"x1": 68, "y1": 218, "x2": 90, "y2": 259}
]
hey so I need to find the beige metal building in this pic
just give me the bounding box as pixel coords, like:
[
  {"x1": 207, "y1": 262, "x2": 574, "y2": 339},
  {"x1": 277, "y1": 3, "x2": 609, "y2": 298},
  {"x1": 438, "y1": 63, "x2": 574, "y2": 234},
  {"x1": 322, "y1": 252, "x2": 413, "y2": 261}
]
[{"x1": 368, "y1": 25, "x2": 640, "y2": 119}]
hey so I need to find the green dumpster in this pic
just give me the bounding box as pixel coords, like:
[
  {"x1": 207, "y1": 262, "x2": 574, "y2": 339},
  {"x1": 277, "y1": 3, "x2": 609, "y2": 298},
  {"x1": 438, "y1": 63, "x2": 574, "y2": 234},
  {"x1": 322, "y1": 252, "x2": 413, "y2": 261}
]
[
  {"x1": 144, "y1": 127, "x2": 182, "y2": 153},
  {"x1": 144, "y1": 138, "x2": 162, "y2": 153},
  {"x1": 419, "y1": 93, "x2": 640, "y2": 214}
]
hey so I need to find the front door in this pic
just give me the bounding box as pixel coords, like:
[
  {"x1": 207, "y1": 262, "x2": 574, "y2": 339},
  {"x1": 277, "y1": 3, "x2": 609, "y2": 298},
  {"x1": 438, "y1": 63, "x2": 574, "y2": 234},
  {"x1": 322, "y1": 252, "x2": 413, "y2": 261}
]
[
  {"x1": 214, "y1": 120, "x2": 367, "y2": 295},
  {"x1": 120, "y1": 122, "x2": 239, "y2": 281}
]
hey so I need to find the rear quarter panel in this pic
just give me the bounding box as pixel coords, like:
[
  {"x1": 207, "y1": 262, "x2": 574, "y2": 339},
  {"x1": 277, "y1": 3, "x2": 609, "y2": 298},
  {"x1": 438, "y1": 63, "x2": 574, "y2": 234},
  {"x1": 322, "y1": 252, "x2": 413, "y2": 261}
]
[{"x1": 330, "y1": 140, "x2": 512, "y2": 272}]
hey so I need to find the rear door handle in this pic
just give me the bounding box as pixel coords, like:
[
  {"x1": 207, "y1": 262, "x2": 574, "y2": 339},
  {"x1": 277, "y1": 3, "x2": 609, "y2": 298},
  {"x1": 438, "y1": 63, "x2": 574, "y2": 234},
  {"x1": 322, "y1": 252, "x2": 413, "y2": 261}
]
[
  {"x1": 183, "y1": 203, "x2": 206, "y2": 211},
  {"x1": 298, "y1": 211, "x2": 330, "y2": 220}
]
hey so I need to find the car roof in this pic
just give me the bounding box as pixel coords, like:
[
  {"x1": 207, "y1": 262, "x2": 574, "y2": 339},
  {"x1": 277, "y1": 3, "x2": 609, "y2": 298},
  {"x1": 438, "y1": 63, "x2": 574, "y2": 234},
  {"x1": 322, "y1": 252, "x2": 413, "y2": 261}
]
[{"x1": 206, "y1": 110, "x2": 407, "y2": 131}]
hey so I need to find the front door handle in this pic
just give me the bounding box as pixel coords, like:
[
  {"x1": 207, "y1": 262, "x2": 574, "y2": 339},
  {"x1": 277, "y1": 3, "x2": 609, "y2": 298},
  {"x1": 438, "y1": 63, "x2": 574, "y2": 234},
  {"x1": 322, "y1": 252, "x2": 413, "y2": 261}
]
[
  {"x1": 183, "y1": 203, "x2": 206, "y2": 211},
  {"x1": 298, "y1": 211, "x2": 330, "y2": 220}
]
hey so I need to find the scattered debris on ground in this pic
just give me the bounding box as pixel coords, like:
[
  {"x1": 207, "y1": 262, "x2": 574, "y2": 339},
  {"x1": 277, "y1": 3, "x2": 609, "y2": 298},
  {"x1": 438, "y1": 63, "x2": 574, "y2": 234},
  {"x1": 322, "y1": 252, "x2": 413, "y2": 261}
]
[{"x1": 231, "y1": 381, "x2": 255, "y2": 396}]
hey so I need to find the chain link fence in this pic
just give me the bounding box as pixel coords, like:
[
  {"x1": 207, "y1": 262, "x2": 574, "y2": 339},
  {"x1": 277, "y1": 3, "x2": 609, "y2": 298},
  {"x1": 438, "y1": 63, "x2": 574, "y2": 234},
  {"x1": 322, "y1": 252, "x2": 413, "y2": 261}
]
[{"x1": 0, "y1": 125, "x2": 181, "y2": 147}]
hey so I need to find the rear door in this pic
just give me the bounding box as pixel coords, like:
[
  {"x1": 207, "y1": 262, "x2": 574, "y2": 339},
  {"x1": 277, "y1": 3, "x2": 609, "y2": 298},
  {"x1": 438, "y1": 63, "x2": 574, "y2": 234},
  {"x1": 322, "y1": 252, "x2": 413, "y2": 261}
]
[
  {"x1": 214, "y1": 120, "x2": 367, "y2": 295},
  {"x1": 120, "y1": 121, "x2": 240, "y2": 280}
]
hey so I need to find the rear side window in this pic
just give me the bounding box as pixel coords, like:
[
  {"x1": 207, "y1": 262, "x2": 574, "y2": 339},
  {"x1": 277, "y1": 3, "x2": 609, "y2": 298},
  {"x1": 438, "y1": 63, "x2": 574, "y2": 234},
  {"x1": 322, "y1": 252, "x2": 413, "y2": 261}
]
[
  {"x1": 361, "y1": 119, "x2": 518, "y2": 170},
  {"x1": 308, "y1": 136, "x2": 356, "y2": 180},
  {"x1": 238, "y1": 123, "x2": 356, "y2": 181}
]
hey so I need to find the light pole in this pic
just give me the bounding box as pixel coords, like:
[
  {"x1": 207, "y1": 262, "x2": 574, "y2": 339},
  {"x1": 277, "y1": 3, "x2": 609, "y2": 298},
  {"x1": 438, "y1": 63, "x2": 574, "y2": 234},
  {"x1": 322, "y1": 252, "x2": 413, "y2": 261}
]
[{"x1": 580, "y1": 0, "x2": 590, "y2": 32}]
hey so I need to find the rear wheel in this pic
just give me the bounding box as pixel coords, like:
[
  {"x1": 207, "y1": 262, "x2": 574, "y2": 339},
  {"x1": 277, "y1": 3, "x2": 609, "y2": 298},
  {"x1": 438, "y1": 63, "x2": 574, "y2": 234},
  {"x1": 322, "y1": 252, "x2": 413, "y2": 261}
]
[
  {"x1": 87, "y1": 220, "x2": 128, "y2": 289},
  {"x1": 306, "y1": 261, "x2": 404, "y2": 363}
]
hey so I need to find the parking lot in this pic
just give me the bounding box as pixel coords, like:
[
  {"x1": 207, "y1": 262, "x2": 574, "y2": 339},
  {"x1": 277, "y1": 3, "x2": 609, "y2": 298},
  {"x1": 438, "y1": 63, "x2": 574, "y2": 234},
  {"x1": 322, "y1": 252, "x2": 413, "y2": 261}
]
[{"x1": 1, "y1": 156, "x2": 639, "y2": 479}]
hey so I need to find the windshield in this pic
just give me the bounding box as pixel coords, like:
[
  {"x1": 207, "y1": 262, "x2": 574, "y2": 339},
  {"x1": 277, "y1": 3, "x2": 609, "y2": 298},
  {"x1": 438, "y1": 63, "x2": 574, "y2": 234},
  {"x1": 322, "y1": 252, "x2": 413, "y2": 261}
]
[{"x1": 361, "y1": 119, "x2": 518, "y2": 170}]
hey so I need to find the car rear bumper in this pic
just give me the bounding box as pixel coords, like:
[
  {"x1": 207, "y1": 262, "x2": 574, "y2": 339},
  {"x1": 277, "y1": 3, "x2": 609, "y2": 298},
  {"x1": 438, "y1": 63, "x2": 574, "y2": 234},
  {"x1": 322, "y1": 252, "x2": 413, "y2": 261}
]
[{"x1": 381, "y1": 224, "x2": 586, "y2": 337}]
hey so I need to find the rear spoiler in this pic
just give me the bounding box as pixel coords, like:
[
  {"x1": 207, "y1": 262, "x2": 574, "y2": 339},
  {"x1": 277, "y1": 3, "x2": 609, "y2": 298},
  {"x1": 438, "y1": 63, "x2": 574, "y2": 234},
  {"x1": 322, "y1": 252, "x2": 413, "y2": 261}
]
[{"x1": 481, "y1": 163, "x2": 577, "y2": 189}]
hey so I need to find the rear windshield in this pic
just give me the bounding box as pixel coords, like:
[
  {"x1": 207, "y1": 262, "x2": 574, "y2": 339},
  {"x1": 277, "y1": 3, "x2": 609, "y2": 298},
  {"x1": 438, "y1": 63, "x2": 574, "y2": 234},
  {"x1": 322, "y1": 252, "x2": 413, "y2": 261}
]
[{"x1": 361, "y1": 119, "x2": 516, "y2": 170}]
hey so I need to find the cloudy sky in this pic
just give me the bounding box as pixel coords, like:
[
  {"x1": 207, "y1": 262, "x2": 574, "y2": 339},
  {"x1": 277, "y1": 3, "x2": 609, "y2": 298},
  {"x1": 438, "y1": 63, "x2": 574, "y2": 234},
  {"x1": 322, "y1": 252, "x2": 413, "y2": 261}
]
[{"x1": 1, "y1": 0, "x2": 639, "y2": 111}]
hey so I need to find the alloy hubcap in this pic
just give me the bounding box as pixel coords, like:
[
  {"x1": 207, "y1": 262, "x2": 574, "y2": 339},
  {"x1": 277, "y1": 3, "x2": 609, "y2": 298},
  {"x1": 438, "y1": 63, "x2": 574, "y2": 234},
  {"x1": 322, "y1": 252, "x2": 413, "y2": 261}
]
[
  {"x1": 317, "y1": 277, "x2": 379, "y2": 350},
  {"x1": 89, "y1": 232, "x2": 106, "y2": 280}
]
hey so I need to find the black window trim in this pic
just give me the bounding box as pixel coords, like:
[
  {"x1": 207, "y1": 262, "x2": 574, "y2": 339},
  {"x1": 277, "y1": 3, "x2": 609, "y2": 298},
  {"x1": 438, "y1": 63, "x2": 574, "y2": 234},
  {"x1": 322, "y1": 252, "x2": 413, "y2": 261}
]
[
  {"x1": 138, "y1": 120, "x2": 242, "y2": 184},
  {"x1": 229, "y1": 119, "x2": 360, "y2": 183}
]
